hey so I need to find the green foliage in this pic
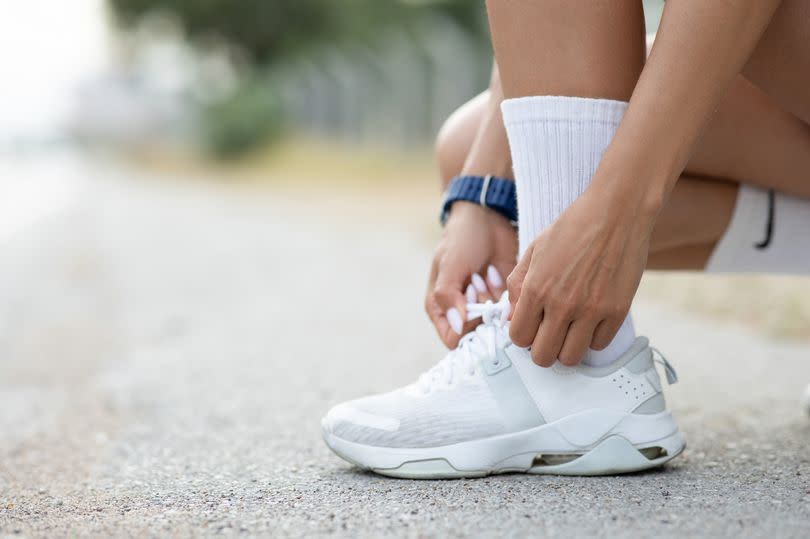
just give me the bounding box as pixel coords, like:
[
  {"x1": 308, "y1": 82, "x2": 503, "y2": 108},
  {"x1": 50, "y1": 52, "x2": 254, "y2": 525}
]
[
  {"x1": 109, "y1": 0, "x2": 489, "y2": 158},
  {"x1": 201, "y1": 76, "x2": 284, "y2": 158},
  {"x1": 109, "y1": 0, "x2": 488, "y2": 64}
]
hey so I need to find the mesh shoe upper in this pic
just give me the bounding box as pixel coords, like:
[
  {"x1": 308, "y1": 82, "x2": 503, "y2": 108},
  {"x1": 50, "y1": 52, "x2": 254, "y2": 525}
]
[{"x1": 326, "y1": 379, "x2": 505, "y2": 448}]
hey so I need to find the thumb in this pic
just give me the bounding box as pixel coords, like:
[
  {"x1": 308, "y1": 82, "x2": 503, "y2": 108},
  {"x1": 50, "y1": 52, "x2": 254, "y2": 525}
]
[{"x1": 507, "y1": 242, "x2": 533, "y2": 311}]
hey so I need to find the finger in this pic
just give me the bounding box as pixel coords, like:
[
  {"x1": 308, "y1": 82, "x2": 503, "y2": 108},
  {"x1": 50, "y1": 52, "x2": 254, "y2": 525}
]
[
  {"x1": 461, "y1": 313, "x2": 483, "y2": 337},
  {"x1": 470, "y1": 272, "x2": 493, "y2": 304},
  {"x1": 531, "y1": 316, "x2": 569, "y2": 367},
  {"x1": 591, "y1": 316, "x2": 627, "y2": 351},
  {"x1": 438, "y1": 293, "x2": 469, "y2": 337},
  {"x1": 439, "y1": 315, "x2": 463, "y2": 348},
  {"x1": 446, "y1": 306, "x2": 465, "y2": 335},
  {"x1": 465, "y1": 283, "x2": 477, "y2": 304},
  {"x1": 506, "y1": 243, "x2": 533, "y2": 311},
  {"x1": 557, "y1": 319, "x2": 597, "y2": 366},
  {"x1": 485, "y1": 264, "x2": 507, "y2": 298},
  {"x1": 425, "y1": 292, "x2": 461, "y2": 349},
  {"x1": 509, "y1": 286, "x2": 544, "y2": 348},
  {"x1": 425, "y1": 254, "x2": 439, "y2": 297},
  {"x1": 434, "y1": 269, "x2": 470, "y2": 328},
  {"x1": 448, "y1": 307, "x2": 484, "y2": 338}
]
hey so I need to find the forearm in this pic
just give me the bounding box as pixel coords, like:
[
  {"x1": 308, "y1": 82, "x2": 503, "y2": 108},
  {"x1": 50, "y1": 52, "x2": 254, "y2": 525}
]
[{"x1": 594, "y1": 0, "x2": 781, "y2": 215}]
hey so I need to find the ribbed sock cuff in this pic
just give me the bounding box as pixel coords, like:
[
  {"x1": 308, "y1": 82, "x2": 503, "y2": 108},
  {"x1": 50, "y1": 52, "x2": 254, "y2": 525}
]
[{"x1": 501, "y1": 96, "x2": 628, "y2": 130}]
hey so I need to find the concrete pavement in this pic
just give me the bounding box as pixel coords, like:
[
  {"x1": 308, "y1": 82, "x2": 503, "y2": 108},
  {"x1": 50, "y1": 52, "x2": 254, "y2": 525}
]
[{"x1": 1, "y1": 155, "x2": 809, "y2": 537}]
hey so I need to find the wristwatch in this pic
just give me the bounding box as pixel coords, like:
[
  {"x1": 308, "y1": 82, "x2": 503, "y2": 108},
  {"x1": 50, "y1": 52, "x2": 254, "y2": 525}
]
[{"x1": 440, "y1": 175, "x2": 518, "y2": 227}]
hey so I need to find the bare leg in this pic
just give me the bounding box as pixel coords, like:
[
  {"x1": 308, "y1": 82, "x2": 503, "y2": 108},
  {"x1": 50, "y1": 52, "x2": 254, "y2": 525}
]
[
  {"x1": 687, "y1": 76, "x2": 810, "y2": 199},
  {"x1": 435, "y1": 65, "x2": 511, "y2": 187},
  {"x1": 646, "y1": 177, "x2": 736, "y2": 269},
  {"x1": 648, "y1": 0, "x2": 810, "y2": 264},
  {"x1": 435, "y1": 91, "x2": 489, "y2": 186},
  {"x1": 437, "y1": 91, "x2": 736, "y2": 271},
  {"x1": 741, "y1": 0, "x2": 810, "y2": 125},
  {"x1": 484, "y1": 0, "x2": 810, "y2": 199},
  {"x1": 487, "y1": 0, "x2": 645, "y2": 101},
  {"x1": 436, "y1": 14, "x2": 810, "y2": 269}
]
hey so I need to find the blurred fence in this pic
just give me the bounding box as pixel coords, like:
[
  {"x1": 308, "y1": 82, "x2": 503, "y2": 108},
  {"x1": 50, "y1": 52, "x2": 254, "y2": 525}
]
[
  {"x1": 59, "y1": 1, "x2": 665, "y2": 156},
  {"x1": 273, "y1": 17, "x2": 491, "y2": 148},
  {"x1": 273, "y1": 1, "x2": 663, "y2": 148}
]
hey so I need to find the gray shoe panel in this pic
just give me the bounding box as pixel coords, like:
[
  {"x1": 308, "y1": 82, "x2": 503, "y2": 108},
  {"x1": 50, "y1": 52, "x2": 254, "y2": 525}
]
[
  {"x1": 481, "y1": 349, "x2": 546, "y2": 431},
  {"x1": 632, "y1": 393, "x2": 666, "y2": 414}
]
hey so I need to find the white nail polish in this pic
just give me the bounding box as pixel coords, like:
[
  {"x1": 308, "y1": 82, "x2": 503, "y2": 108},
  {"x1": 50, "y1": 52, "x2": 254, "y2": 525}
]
[
  {"x1": 465, "y1": 284, "x2": 477, "y2": 304},
  {"x1": 471, "y1": 273, "x2": 487, "y2": 293},
  {"x1": 487, "y1": 265, "x2": 504, "y2": 288},
  {"x1": 447, "y1": 308, "x2": 463, "y2": 334}
]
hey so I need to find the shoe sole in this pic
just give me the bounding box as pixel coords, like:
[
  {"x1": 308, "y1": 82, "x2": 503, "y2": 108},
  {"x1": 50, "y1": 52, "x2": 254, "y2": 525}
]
[{"x1": 322, "y1": 409, "x2": 685, "y2": 478}]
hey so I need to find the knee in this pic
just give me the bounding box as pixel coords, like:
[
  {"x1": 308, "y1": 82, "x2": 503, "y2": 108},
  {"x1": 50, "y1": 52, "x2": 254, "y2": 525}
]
[
  {"x1": 435, "y1": 118, "x2": 466, "y2": 185},
  {"x1": 434, "y1": 91, "x2": 489, "y2": 185}
]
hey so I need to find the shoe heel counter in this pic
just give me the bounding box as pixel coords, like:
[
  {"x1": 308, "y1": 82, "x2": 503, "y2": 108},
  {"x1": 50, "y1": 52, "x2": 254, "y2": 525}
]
[
  {"x1": 625, "y1": 347, "x2": 667, "y2": 414},
  {"x1": 632, "y1": 392, "x2": 666, "y2": 414},
  {"x1": 624, "y1": 346, "x2": 654, "y2": 374}
]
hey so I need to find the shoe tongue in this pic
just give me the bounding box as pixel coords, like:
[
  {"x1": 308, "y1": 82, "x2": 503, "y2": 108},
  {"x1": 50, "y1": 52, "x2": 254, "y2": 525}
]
[{"x1": 464, "y1": 323, "x2": 503, "y2": 357}]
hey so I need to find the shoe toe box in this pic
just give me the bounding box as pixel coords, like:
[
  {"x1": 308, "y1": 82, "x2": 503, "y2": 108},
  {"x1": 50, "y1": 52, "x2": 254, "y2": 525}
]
[
  {"x1": 322, "y1": 400, "x2": 401, "y2": 442},
  {"x1": 322, "y1": 385, "x2": 504, "y2": 448}
]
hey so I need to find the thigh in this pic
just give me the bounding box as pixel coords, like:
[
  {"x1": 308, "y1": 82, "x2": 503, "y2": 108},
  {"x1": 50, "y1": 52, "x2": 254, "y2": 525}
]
[
  {"x1": 650, "y1": 175, "x2": 737, "y2": 254},
  {"x1": 683, "y1": 74, "x2": 810, "y2": 199},
  {"x1": 678, "y1": 0, "x2": 810, "y2": 198},
  {"x1": 743, "y1": 0, "x2": 810, "y2": 125},
  {"x1": 647, "y1": 5, "x2": 810, "y2": 199},
  {"x1": 647, "y1": 244, "x2": 716, "y2": 271}
]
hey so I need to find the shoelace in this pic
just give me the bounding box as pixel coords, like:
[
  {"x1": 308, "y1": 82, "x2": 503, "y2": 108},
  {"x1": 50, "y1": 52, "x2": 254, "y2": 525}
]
[
  {"x1": 417, "y1": 293, "x2": 511, "y2": 392},
  {"x1": 651, "y1": 347, "x2": 679, "y2": 384}
]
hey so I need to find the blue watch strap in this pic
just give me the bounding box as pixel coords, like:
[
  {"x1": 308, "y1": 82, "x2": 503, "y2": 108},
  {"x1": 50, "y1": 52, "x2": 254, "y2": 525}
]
[{"x1": 440, "y1": 175, "x2": 517, "y2": 226}]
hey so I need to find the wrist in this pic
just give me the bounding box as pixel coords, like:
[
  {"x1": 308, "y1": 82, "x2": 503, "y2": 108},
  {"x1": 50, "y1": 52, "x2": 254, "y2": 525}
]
[
  {"x1": 585, "y1": 173, "x2": 661, "y2": 238},
  {"x1": 590, "y1": 143, "x2": 674, "y2": 225},
  {"x1": 441, "y1": 175, "x2": 518, "y2": 227},
  {"x1": 445, "y1": 200, "x2": 515, "y2": 229},
  {"x1": 595, "y1": 106, "x2": 687, "y2": 216}
]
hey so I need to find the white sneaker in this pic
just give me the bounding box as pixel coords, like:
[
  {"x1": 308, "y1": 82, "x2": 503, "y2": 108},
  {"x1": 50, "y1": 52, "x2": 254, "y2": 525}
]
[{"x1": 322, "y1": 295, "x2": 685, "y2": 478}]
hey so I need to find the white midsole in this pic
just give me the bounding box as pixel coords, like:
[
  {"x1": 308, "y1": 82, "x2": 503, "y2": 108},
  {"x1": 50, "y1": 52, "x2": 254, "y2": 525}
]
[{"x1": 324, "y1": 408, "x2": 681, "y2": 472}]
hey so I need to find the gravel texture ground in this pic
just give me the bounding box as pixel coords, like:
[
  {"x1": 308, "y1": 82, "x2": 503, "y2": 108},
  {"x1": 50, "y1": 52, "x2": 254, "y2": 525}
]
[{"x1": 1, "y1": 155, "x2": 810, "y2": 538}]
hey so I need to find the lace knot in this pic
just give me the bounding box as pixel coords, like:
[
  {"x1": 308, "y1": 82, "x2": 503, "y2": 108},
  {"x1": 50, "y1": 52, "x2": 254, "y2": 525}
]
[{"x1": 417, "y1": 292, "x2": 511, "y2": 392}]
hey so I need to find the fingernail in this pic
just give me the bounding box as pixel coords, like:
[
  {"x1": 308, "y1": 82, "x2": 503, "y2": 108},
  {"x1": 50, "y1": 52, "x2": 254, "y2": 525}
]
[
  {"x1": 465, "y1": 284, "x2": 477, "y2": 304},
  {"x1": 447, "y1": 308, "x2": 463, "y2": 334},
  {"x1": 487, "y1": 265, "x2": 503, "y2": 288},
  {"x1": 471, "y1": 273, "x2": 487, "y2": 293}
]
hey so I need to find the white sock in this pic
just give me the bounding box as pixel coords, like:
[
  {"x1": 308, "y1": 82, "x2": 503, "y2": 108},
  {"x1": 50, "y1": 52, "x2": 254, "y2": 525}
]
[
  {"x1": 501, "y1": 96, "x2": 636, "y2": 367},
  {"x1": 707, "y1": 185, "x2": 810, "y2": 274}
]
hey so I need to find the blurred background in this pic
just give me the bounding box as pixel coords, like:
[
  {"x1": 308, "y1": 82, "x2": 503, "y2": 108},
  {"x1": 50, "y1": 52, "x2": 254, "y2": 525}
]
[
  {"x1": 2, "y1": 1, "x2": 810, "y2": 535},
  {"x1": 2, "y1": 0, "x2": 807, "y2": 339},
  {"x1": 0, "y1": 0, "x2": 810, "y2": 336}
]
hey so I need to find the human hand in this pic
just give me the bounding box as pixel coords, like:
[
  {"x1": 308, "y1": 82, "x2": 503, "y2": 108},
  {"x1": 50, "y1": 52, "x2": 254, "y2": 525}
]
[
  {"x1": 426, "y1": 202, "x2": 517, "y2": 348},
  {"x1": 506, "y1": 186, "x2": 655, "y2": 366}
]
